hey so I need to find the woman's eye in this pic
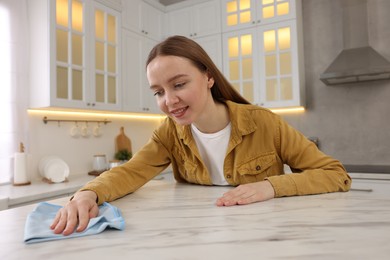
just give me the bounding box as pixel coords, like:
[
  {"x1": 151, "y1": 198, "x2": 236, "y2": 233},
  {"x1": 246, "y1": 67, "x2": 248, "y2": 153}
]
[
  {"x1": 175, "y1": 82, "x2": 185, "y2": 88},
  {"x1": 153, "y1": 90, "x2": 163, "y2": 96}
]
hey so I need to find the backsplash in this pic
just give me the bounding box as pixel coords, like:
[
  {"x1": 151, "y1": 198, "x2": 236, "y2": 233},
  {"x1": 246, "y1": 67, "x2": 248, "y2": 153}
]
[{"x1": 27, "y1": 112, "x2": 164, "y2": 180}]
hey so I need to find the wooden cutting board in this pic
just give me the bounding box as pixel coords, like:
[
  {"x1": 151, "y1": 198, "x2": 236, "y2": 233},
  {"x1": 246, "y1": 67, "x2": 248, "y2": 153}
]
[{"x1": 115, "y1": 127, "x2": 132, "y2": 153}]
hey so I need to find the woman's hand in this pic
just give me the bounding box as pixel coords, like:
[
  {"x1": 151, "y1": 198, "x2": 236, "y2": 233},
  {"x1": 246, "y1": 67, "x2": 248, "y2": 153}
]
[
  {"x1": 216, "y1": 180, "x2": 275, "y2": 206},
  {"x1": 50, "y1": 190, "x2": 99, "y2": 236}
]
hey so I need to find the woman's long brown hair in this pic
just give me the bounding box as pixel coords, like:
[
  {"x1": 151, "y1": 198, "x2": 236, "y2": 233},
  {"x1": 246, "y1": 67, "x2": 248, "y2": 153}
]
[{"x1": 146, "y1": 35, "x2": 250, "y2": 105}]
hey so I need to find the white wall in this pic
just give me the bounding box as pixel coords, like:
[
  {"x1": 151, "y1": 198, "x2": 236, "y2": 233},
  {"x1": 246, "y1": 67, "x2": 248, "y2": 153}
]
[{"x1": 27, "y1": 112, "x2": 164, "y2": 180}]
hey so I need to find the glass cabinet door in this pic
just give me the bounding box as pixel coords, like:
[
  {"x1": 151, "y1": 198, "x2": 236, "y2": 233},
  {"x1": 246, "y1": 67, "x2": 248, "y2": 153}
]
[
  {"x1": 223, "y1": 29, "x2": 257, "y2": 103},
  {"x1": 93, "y1": 5, "x2": 120, "y2": 108},
  {"x1": 259, "y1": 20, "x2": 298, "y2": 107},
  {"x1": 55, "y1": 0, "x2": 85, "y2": 103}
]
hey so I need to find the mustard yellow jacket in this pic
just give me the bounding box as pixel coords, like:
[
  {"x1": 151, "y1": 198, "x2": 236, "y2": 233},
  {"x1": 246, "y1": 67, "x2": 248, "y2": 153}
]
[{"x1": 82, "y1": 101, "x2": 351, "y2": 205}]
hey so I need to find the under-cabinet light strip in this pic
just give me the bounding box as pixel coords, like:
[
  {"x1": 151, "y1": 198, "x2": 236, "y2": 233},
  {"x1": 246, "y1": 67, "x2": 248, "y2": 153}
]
[{"x1": 28, "y1": 106, "x2": 305, "y2": 119}]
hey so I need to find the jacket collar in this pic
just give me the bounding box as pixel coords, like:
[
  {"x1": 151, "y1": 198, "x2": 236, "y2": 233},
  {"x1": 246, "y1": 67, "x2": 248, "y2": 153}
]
[{"x1": 174, "y1": 101, "x2": 258, "y2": 145}]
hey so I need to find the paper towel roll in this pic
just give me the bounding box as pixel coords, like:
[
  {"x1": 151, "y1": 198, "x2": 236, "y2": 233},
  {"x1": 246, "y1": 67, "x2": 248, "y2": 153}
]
[{"x1": 13, "y1": 152, "x2": 30, "y2": 186}]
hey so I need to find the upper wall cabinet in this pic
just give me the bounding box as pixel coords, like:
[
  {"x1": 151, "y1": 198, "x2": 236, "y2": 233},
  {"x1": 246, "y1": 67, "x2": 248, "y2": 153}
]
[
  {"x1": 166, "y1": 0, "x2": 221, "y2": 39},
  {"x1": 222, "y1": 0, "x2": 297, "y2": 32},
  {"x1": 122, "y1": 0, "x2": 163, "y2": 41},
  {"x1": 221, "y1": 0, "x2": 305, "y2": 108},
  {"x1": 29, "y1": 0, "x2": 121, "y2": 111}
]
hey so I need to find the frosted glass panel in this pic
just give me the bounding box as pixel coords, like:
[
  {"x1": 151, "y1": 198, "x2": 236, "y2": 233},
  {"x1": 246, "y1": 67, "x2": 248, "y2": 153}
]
[
  {"x1": 280, "y1": 52, "x2": 291, "y2": 75},
  {"x1": 72, "y1": 34, "x2": 82, "y2": 65},
  {"x1": 72, "y1": 0, "x2": 83, "y2": 32},
  {"x1": 263, "y1": 6, "x2": 274, "y2": 19},
  {"x1": 95, "y1": 42, "x2": 104, "y2": 70},
  {"x1": 57, "y1": 66, "x2": 68, "y2": 99},
  {"x1": 243, "y1": 82, "x2": 253, "y2": 103},
  {"x1": 263, "y1": 0, "x2": 274, "y2": 5},
  {"x1": 227, "y1": 1, "x2": 237, "y2": 12},
  {"x1": 277, "y1": 2, "x2": 289, "y2": 16},
  {"x1": 240, "y1": 0, "x2": 250, "y2": 10},
  {"x1": 240, "y1": 11, "x2": 251, "y2": 23},
  {"x1": 280, "y1": 77, "x2": 292, "y2": 100},
  {"x1": 107, "y1": 15, "x2": 116, "y2": 43},
  {"x1": 232, "y1": 82, "x2": 240, "y2": 93},
  {"x1": 72, "y1": 69, "x2": 82, "y2": 100},
  {"x1": 229, "y1": 60, "x2": 239, "y2": 81},
  {"x1": 265, "y1": 55, "x2": 277, "y2": 76},
  {"x1": 264, "y1": 30, "x2": 276, "y2": 52},
  {"x1": 266, "y1": 79, "x2": 277, "y2": 101},
  {"x1": 95, "y1": 9, "x2": 104, "y2": 39},
  {"x1": 228, "y1": 37, "x2": 239, "y2": 57},
  {"x1": 108, "y1": 76, "x2": 116, "y2": 104},
  {"x1": 56, "y1": 0, "x2": 68, "y2": 27},
  {"x1": 56, "y1": 29, "x2": 68, "y2": 62},
  {"x1": 278, "y1": 27, "x2": 291, "y2": 50},
  {"x1": 95, "y1": 74, "x2": 104, "y2": 102},
  {"x1": 107, "y1": 45, "x2": 116, "y2": 73},
  {"x1": 227, "y1": 14, "x2": 238, "y2": 26},
  {"x1": 242, "y1": 58, "x2": 252, "y2": 80},
  {"x1": 241, "y1": 34, "x2": 252, "y2": 56}
]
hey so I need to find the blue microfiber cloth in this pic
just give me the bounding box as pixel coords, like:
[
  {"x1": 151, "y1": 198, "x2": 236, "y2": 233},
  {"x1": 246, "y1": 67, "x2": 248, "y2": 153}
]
[{"x1": 24, "y1": 202, "x2": 125, "y2": 244}]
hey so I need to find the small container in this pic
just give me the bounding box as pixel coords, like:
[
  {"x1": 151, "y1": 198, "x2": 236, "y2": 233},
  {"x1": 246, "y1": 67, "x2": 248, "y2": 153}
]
[
  {"x1": 108, "y1": 160, "x2": 121, "y2": 169},
  {"x1": 92, "y1": 154, "x2": 107, "y2": 171}
]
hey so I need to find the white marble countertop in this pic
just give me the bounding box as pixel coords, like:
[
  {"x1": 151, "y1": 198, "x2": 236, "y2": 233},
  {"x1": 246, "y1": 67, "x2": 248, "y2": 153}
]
[
  {"x1": 1, "y1": 177, "x2": 390, "y2": 260},
  {"x1": 0, "y1": 175, "x2": 95, "y2": 209}
]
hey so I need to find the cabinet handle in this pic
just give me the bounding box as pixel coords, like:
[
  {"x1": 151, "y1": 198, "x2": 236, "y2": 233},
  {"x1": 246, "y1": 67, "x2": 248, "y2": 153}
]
[
  {"x1": 257, "y1": 20, "x2": 261, "y2": 23},
  {"x1": 87, "y1": 103, "x2": 90, "y2": 106},
  {"x1": 252, "y1": 21, "x2": 255, "y2": 24},
  {"x1": 92, "y1": 103, "x2": 95, "y2": 107},
  {"x1": 190, "y1": 34, "x2": 193, "y2": 37},
  {"x1": 194, "y1": 33, "x2": 197, "y2": 36}
]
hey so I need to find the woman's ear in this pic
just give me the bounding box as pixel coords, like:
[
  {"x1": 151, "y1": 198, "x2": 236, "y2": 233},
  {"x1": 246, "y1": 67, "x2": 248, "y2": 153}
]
[{"x1": 207, "y1": 72, "x2": 215, "y2": 88}]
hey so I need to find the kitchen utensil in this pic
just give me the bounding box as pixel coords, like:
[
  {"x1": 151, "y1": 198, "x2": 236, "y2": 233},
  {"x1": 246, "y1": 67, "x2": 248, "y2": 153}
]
[
  {"x1": 115, "y1": 127, "x2": 132, "y2": 154},
  {"x1": 38, "y1": 156, "x2": 69, "y2": 183}
]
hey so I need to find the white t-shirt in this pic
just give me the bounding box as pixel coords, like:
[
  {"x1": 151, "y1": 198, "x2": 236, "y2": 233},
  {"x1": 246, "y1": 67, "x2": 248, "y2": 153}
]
[{"x1": 191, "y1": 123, "x2": 231, "y2": 186}]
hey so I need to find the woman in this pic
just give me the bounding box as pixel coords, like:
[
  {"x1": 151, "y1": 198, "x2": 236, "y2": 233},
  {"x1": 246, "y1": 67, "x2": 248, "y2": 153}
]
[{"x1": 51, "y1": 36, "x2": 351, "y2": 236}]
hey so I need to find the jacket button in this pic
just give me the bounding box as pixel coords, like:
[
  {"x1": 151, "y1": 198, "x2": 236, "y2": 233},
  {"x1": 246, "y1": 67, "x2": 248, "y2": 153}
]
[
  {"x1": 256, "y1": 165, "x2": 261, "y2": 171},
  {"x1": 226, "y1": 174, "x2": 232, "y2": 179}
]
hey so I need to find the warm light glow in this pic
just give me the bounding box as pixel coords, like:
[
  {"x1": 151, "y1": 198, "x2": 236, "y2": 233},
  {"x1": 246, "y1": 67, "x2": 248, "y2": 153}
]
[
  {"x1": 72, "y1": 0, "x2": 83, "y2": 32},
  {"x1": 263, "y1": 6, "x2": 275, "y2": 19},
  {"x1": 56, "y1": 0, "x2": 68, "y2": 27},
  {"x1": 270, "y1": 107, "x2": 305, "y2": 114},
  {"x1": 228, "y1": 37, "x2": 239, "y2": 57},
  {"x1": 240, "y1": 11, "x2": 251, "y2": 24},
  {"x1": 264, "y1": 30, "x2": 276, "y2": 52},
  {"x1": 240, "y1": 34, "x2": 252, "y2": 56},
  {"x1": 277, "y1": 2, "x2": 289, "y2": 16},
  {"x1": 278, "y1": 27, "x2": 291, "y2": 50},
  {"x1": 227, "y1": 1, "x2": 237, "y2": 13},
  {"x1": 27, "y1": 109, "x2": 166, "y2": 120},
  {"x1": 239, "y1": 0, "x2": 250, "y2": 10}
]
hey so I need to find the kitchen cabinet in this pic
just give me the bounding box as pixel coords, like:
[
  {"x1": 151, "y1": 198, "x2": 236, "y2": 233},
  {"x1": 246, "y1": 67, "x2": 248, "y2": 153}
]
[
  {"x1": 166, "y1": 0, "x2": 221, "y2": 39},
  {"x1": 122, "y1": 30, "x2": 160, "y2": 114},
  {"x1": 165, "y1": 0, "x2": 222, "y2": 70},
  {"x1": 29, "y1": 0, "x2": 121, "y2": 111},
  {"x1": 121, "y1": 0, "x2": 163, "y2": 41},
  {"x1": 221, "y1": 0, "x2": 305, "y2": 108},
  {"x1": 221, "y1": 0, "x2": 297, "y2": 32}
]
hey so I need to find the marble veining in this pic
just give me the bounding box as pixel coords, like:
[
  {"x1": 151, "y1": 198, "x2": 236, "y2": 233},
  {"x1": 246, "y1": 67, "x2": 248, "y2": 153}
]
[{"x1": 1, "y1": 178, "x2": 390, "y2": 260}]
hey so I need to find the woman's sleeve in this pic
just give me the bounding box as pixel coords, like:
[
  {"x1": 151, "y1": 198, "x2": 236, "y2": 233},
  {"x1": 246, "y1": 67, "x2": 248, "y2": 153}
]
[
  {"x1": 79, "y1": 126, "x2": 172, "y2": 205},
  {"x1": 265, "y1": 118, "x2": 351, "y2": 198}
]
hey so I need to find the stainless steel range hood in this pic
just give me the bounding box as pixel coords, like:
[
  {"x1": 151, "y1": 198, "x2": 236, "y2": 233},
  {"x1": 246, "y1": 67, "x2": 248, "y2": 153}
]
[{"x1": 320, "y1": 0, "x2": 390, "y2": 85}]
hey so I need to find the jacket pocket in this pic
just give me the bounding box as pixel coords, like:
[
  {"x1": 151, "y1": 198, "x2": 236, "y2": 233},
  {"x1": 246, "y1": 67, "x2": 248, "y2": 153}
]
[
  {"x1": 172, "y1": 147, "x2": 198, "y2": 183},
  {"x1": 236, "y1": 152, "x2": 276, "y2": 182}
]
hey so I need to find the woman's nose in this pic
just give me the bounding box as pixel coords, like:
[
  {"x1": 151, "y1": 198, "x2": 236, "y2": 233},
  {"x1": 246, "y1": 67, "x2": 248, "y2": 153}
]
[{"x1": 164, "y1": 91, "x2": 179, "y2": 106}]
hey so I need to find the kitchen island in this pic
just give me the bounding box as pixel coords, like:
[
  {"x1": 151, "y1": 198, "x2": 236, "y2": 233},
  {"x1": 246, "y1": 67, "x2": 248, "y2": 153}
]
[{"x1": 1, "y1": 176, "x2": 390, "y2": 260}]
